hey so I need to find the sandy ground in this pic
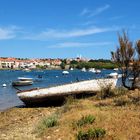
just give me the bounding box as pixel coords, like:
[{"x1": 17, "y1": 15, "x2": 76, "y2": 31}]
[
  {"x1": 0, "y1": 89, "x2": 140, "y2": 140},
  {"x1": 0, "y1": 107, "x2": 57, "y2": 140}
]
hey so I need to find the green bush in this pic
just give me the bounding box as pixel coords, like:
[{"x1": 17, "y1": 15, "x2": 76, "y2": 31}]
[
  {"x1": 75, "y1": 61, "x2": 117, "y2": 69},
  {"x1": 97, "y1": 85, "x2": 127, "y2": 100},
  {"x1": 76, "y1": 115, "x2": 95, "y2": 127},
  {"x1": 36, "y1": 113, "x2": 58, "y2": 134},
  {"x1": 77, "y1": 128, "x2": 106, "y2": 140},
  {"x1": 43, "y1": 115, "x2": 58, "y2": 128}
]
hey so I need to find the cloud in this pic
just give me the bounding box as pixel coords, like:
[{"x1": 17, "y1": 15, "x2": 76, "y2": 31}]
[
  {"x1": 109, "y1": 16, "x2": 124, "y2": 20},
  {"x1": 0, "y1": 25, "x2": 21, "y2": 40},
  {"x1": 89, "y1": 4, "x2": 110, "y2": 17},
  {"x1": 81, "y1": 4, "x2": 110, "y2": 17},
  {"x1": 0, "y1": 25, "x2": 118, "y2": 41},
  {"x1": 80, "y1": 8, "x2": 90, "y2": 16},
  {"x1": 0, "y1": 27, "x2": 16, "y2": 40},
  {"x1": 48, "y1": 41, "x2": 113, "y2": 48},
  {"x1": 81, "y1": 21, "x2": 96, "y2": 26},
  {"x1": 24, "y1": 26, "x2": 115, "y2": 40}
]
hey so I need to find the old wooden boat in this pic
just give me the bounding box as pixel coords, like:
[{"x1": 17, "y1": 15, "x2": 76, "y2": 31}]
[{"x1": 17, "y1": 78, "x2": 118, "y2": 106}]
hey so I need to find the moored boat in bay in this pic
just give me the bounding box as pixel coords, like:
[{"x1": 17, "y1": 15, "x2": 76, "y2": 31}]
[
  {"x1": 18, "y1": 77, "x2": 33, "y2": 81},
  {"x1": 12, "y1": 80, "x2": 33, "y2": 86}
]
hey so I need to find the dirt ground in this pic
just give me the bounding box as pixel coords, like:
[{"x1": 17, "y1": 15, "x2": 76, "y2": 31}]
[
  {"x1": 0, "y1": 90, "x2": 140, "y2": 140},
  {"x1": 0, "y1": 107, "x2": 57, "y2": 140}
]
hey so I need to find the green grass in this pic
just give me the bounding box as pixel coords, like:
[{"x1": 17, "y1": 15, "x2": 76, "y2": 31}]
[
  {"x1": 36, "y1": 113, "x2": 59, "y2": 135},
  {"x1": 77, "y1": 128, "x2": 106, "y2": 140},
  {"x1": 76, "y1": 115, "x2": 95, "y2": 127}
]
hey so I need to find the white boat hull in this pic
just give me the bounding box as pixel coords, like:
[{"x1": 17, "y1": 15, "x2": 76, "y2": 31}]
[
  {"x1": 17, "y1": 78, "x2": 117, "y2": 106},
  {"x1": 18, "y1": 77, "x2": 33, "y2": 81},
  {"x1": 12, "y1": 81, "x2": 33, "y2": 86}
]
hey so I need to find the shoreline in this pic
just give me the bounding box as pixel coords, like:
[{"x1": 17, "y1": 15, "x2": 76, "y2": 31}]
[{"x1": 0, "y1": 89, "x2": 140, "y2": 139}]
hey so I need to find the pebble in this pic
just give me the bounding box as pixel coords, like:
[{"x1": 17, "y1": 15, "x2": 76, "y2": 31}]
[
  {"x1": 134, "y1": 89, "x2": 139, "y2": 93},
  {"x1": 1, "y1": 134, "x2": 7, "y2": 137},
  {"x1": 47, "y1": 136, "x2": 51, "y2": 139},
  {"x1": 55, "y1": 129, "x2": 59, "y2": 132}
]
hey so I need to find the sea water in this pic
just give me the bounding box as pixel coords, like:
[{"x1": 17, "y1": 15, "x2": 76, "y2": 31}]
[{"x1": 0, "y1": 69, "x2": 116, "y2": 111}]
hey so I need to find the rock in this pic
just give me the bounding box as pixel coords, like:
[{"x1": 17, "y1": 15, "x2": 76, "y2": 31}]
[
  {"x1": 134, "y1": 89, "x2": 139, "y2": 93},
  {"x1": 55, "y1": 129, "x2": 59, "y2": 132},
  {"x1": 1, "y1": 134, "x2": 7, "y2": 137},
  {"x1": 47, "y1": 136, "x2": 51, "y2": 139}
]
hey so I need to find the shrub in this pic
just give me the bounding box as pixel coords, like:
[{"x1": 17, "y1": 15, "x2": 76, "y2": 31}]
[
  {"x1": 113, "y1": 87, "x2": 127, "y2": 96},
  {"x1": 76, "y1": 115, "x2": 95, "y2": 127},
  {"x1": 77, "y1": 128, "x2": 106, "y2": 140},
  {"x1": 61, "y1": 96, "x2": 79, "y2": 113},
  {"x1": 97, "y1": 84, "x2": 128, "y2": 100},
  {"x1": 97, "y1": 83, "x2": 115, "y2": 99},
  {"x1": 43, "y1": 115, "x2": 58, "y2": 128},
  {"x1": 128, "y1": 92, "x2": 140, "y2": 105},
  {"x1": 114, "y1": 96, "x2": 131, "y2": 106},
  {"x1": 36, "y1": 113, "x2": 58, "y2": 135}
]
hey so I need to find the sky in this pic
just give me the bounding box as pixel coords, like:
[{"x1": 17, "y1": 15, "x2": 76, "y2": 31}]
[{"x1": 0, "y1": 0, "x2": 140, "y2": 59}]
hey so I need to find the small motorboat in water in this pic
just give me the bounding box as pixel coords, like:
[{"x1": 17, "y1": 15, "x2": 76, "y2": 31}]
[
  {"x1": 81, "y1": 68, "x2": 86, "y2": 72},
  {"x1": 113, "y1": 68, "x2": 119, "y2": 71},
  {"x1": 18, "y1": 77, "x2": 33, "y2": 81},
  {"x1": 88, "y1": 68, "x2": 96, "y2": 73},
  {"x1": 2, "y1": 83, "x2": 7, "y2": 87},
  {"x1": 107, "y1": 72, "x2": 118, "y2": 79},
  {"x1": 12, "y1": 80, "x2": 33, "y2": 86},
  {"x1": 22, "y1": 68, "x2": 31, "y2": 72},
  {"x1": 95, "y1": 69, "x2": 101, "y2": 74},
  {"x1": 12, "y1": 77, "x2": 33, "y2": 86},
  {"x1": 62, "y1": 71, "x2": 69, "y2": 75},
  {"x1": 70, "y1": 68, "x2": 74, "y2": 71}
]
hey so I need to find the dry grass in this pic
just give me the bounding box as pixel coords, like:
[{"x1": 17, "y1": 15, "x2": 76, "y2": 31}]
[
  {"x1": 40, "y1": 95, "x2": 140, "y2": 140},
  {"x1": 0, "y1": 107, "x2": 56, "y2": 140},
  {"x1": 0, "y1": 90, "x2": 140, "y2": 140}
]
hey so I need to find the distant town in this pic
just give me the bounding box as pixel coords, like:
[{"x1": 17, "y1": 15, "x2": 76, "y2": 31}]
[
  {"x1": 0, "y1": 54, "x2": 119, "y2": 70},
  {"x1": 0, "y1": 56, "x2": 117, "y2": 70},
  {"x1": 0, "y1": 56, "x2": 89, "y2": 69}
]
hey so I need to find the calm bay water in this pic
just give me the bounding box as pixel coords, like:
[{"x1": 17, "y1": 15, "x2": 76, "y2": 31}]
[{"x1": 0, "y1": 69, "x2": 116, "y2": 111}]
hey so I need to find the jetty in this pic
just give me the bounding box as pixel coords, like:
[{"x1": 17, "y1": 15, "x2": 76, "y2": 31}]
[{"x1": 17, "y1": 78, "x2": 117, "y2": 106}]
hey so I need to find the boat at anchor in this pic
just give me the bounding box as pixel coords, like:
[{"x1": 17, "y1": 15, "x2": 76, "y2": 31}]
[
  {"x1": 12, "y1": 77, "x2": 33, "y2": 86},
  {"x1": 12, "y1": 80, "x2": 33, "y2": 86},
  {"x1": 18, "y1": 77, "x2": 33, "y2": 81}
]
